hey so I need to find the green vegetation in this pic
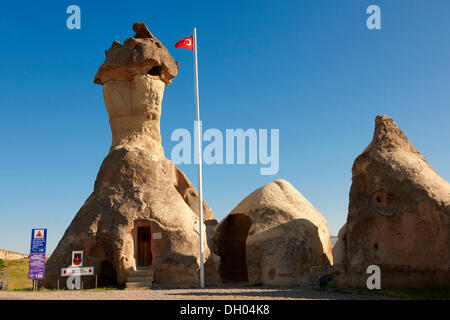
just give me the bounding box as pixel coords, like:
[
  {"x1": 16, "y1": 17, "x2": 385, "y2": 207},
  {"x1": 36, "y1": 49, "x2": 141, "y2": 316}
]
[
  {"x1": 1, "y1": 258, "x2": 32, "y2": 290},
  {"x1": 1, "y1": 258, "x2": 122, "y2": 291},
  {"x1": 332, "y1": 286, "x2": 450, "y2": 300},
  {"x1": 5, "y1": 286, "x2": 120, "y2": 292}
]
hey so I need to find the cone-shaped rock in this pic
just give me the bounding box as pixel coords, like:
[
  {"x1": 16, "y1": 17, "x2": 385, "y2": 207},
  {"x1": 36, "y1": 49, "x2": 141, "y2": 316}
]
[
  {"x1": 334, "y1": 115, "x2": 450, "y2": 288},
  {"x1": 43, "y1": 23, "x2": 220, "y2": 288},
  {"x1": 215, "y1": 179, "x2": 333, "y2": 286}
]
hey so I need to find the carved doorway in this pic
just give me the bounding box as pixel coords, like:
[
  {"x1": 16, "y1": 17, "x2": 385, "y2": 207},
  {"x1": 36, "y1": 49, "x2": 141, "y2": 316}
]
[
  {"x1": 137, "y1": 226, "x2": 152, "y2": 268},
  {"x1": 217, "y1": 214, "x2": 252, "y2": 282}
]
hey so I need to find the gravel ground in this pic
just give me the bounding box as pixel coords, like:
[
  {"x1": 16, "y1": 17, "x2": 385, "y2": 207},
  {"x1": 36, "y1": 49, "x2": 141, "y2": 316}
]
[{"x1": 0, "y1": 287, "x2": 395, "y2": 300}]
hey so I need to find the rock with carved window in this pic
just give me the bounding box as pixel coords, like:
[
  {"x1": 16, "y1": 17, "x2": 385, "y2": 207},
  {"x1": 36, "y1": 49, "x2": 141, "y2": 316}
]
[
  {"x1": 42, "y1": 23, "x2": 220, "y2": 289},
  {"x1": 334, "y1": 115, "x2": 450, "y2": 288}
]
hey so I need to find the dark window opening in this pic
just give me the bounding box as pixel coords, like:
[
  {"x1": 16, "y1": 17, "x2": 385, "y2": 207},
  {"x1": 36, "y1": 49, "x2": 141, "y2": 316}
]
[{"x1": 147, "y1": 66, "x2": 162, "y2": 76}]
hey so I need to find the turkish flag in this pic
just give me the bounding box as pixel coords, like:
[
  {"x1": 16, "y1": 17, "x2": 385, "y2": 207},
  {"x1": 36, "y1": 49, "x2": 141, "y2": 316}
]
[{"x1": 175, "y1": 36, "x2": 193, "y2": 50}]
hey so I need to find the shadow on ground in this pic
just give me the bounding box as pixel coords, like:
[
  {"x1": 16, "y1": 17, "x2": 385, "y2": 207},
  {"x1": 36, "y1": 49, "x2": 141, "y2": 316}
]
[{"x1": 158, "y1": 286, "x2": 397, "y2": 300}]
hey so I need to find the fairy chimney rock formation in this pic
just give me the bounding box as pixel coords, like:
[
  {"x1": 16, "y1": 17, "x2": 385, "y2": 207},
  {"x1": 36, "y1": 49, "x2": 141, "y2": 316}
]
[
  {"x1": 215, "y1": 179, "x2": 333, "y2": 286},
  {"x1": 334, "y1": 115, "x2": 450, "y2": 288},
  {"x1": 43, "y1": 23, "x2": 220, "y2": 289},
  {"x1": 94, "y1": 22, "x2": 179, "y2": 151}
]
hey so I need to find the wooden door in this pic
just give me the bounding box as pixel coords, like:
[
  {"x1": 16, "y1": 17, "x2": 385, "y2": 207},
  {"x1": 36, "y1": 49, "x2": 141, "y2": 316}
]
[{"x1": 137, "y1": 227, "x2": 152, "y2": 267}]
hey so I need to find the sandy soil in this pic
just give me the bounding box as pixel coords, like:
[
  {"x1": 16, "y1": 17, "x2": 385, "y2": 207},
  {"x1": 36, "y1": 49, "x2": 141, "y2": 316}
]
[{"x1": 0, "y1": 287, "x2": 395, "y2": 300}]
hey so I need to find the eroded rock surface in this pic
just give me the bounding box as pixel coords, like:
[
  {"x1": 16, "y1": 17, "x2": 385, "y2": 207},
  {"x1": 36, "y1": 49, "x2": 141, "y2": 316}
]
[
  {"x1": 94, "y1": 22, "x2": 179, "y2": 86},
  {"x1": 215, "y1": 179, "x2": 333, "y2": 286},
  {"x1": 335, "y1": 115, "x2": 450, "y2": 288},
  {"x1": 43, "y1": 23, "x2": 220, "y2": 288}
]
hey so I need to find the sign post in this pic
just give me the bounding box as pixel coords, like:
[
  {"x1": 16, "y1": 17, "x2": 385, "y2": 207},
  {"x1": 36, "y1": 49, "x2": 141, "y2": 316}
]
[
  {"x1": 28, "y1": 229, "x2": 47, "y2": 289},
  {"x1": 60, "y1": 266, "x2": 95, "y2": 277}
]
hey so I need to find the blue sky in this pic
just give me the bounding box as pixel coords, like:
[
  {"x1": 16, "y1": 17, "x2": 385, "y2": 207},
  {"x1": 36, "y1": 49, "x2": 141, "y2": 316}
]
[{"x1": 0, "y1": 0, "x2": 449, "y2": 254}]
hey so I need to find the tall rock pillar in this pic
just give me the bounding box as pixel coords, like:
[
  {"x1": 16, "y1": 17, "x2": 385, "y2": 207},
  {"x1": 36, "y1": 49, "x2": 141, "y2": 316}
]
[{"x1": 43, "y1": 23, "x2": 220, "y2": 288}]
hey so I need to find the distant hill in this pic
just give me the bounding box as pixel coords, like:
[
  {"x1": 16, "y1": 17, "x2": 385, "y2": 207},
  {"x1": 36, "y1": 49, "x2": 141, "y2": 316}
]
[{"x1": 0, "y1": 249, "x2": 28, "y2": 260}]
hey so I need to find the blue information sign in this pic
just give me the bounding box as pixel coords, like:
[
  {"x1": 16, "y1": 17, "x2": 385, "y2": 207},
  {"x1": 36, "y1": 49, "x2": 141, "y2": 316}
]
[{"x1": 28, "y1": 229, "x2": 47, "y2": 280}]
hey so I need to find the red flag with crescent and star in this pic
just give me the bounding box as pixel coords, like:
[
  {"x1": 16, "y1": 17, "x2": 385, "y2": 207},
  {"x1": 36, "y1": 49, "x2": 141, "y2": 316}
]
[{"x1": 175, "y1": 36, "x2": 193, "y2": 50}]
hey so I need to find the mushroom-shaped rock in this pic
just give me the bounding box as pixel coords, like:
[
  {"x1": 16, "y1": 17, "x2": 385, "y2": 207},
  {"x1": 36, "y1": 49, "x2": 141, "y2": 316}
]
[
  {"x1": 42, "y1": 23, "x2": 220, "y2": 289},
  {"x1": 335, "y1": 115, "x2": 450, "y2": 288},
  {"x1": 94, "y1": 22, "x2": 179, "y2": 86},
  {"x1": 215, "y1": 179, "x2": 333, "y2": 286}
]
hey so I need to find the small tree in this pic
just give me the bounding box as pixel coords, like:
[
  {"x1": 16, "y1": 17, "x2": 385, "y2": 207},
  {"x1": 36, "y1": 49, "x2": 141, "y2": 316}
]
[{"x1": 0, "y1": 259, "x2": 5, "y2": 270}]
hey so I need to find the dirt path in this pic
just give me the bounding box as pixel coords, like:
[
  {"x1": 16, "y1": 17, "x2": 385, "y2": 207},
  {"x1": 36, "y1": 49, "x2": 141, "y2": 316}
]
[{"x1": 0, "y1": 287, "x2": 395, "y2": 300}]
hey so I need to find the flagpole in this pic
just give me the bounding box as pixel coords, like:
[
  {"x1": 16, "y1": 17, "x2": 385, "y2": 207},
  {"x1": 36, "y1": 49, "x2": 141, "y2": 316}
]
[{"x1": 193, "y1": 27, "x2": 205, "y2": 288}]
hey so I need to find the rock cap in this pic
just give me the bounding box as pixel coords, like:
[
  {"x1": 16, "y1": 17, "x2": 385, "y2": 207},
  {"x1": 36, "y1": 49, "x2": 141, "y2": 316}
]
[
  {"x1": 94, "y1": 22, "x2": 179, "y2": 86},
  {"x1": 364, "y1": 115, "x2": 420, "y2": 154}
]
